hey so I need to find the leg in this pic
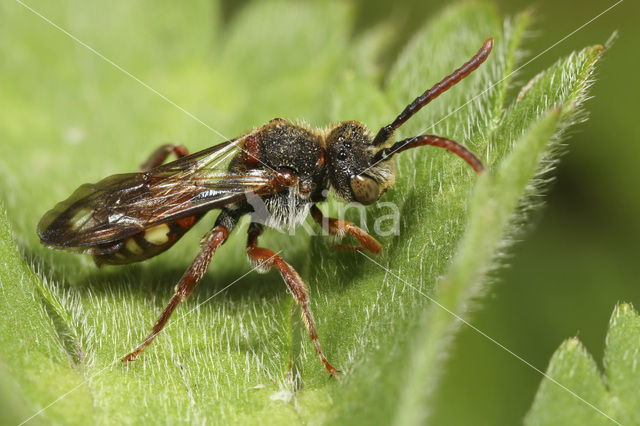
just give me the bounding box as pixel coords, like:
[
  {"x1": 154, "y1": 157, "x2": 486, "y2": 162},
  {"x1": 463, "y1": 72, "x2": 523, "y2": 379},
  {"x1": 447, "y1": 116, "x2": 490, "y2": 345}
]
[
  {"x1": 122, "y1": 224, "x2": 229, "y2": 363},
  {"x1": 140, "y1": 143, "x2": 190, "y2": 172},
  {"x1": 246, "y1": 223, "x2": 339, "y2": 376},
  {"x1": 310, "y1": 205, "x2": 381, "y2": 254}
]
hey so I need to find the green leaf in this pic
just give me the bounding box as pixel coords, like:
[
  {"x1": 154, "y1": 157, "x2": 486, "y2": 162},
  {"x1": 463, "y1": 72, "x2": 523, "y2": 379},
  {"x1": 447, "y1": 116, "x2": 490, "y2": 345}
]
[
  {"x1": 324, "y1": 6, "x2": 604, "y2": 426},
  {"x1": 525, "y1": 303, "x2": 640, "y2": 425},
  {"x1": 0, "y1": 201, "x2": 95, "y2": 424},
  {"x1": 0, "y1": 1, "x2": 605, "y2": 424}
]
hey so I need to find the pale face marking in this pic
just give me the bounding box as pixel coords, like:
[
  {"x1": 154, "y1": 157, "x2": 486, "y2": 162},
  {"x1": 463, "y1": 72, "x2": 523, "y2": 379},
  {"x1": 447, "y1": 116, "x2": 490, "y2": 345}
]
[{"x1": 144, "y1": 223, "x2": 170, "y2": 245}]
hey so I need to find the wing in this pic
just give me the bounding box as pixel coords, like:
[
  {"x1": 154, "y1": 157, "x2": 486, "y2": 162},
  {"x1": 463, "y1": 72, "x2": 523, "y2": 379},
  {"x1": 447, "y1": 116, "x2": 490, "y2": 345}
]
[{"x1": 38, "y1": 134, "x2": 273, "y2": 249}]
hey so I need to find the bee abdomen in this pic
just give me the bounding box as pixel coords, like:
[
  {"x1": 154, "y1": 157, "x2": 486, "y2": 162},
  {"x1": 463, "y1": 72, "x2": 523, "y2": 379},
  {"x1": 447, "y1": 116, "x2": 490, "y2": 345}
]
[{"x1": 93, "y1": 215, "x2": 202, "y2": 266}]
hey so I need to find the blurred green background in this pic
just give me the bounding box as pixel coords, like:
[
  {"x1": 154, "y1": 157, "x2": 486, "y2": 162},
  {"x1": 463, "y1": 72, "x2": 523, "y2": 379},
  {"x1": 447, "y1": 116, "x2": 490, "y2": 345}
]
[{"x1": 1, "y1": 0, "x2": 638, "y2": 424}]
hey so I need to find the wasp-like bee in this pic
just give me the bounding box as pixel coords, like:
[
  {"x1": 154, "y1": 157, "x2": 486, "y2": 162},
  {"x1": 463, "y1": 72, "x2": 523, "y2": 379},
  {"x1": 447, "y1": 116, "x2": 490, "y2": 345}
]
[{"x1": 38, "y1": 38, "x2": 493, "y2": 376}]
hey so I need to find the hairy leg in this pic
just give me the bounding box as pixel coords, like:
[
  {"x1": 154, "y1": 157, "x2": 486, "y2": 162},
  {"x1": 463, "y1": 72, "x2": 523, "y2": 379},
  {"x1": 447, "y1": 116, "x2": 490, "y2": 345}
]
[
  {"x1": 246, "y1": 223, "x2": 339, "y2": 376},
  {"x1": 122, "y1": 225, "x2": 229, "y2": 362},
  {"x1": 310, "y1": 205, "x2": 381, "y2": 254},
  {"x1": 140, "y1": 143, "x2": 190, "y2": 172}
]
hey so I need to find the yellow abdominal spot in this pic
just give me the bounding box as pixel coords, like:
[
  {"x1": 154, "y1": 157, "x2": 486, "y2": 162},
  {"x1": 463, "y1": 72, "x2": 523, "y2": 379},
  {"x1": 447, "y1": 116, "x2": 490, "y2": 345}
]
[
  {"x1": 144, "y1": 224, "x2": 170, "y2": 245},
  {"x1": 125, "y1": 238, "x2": 143, "y2": 255}
]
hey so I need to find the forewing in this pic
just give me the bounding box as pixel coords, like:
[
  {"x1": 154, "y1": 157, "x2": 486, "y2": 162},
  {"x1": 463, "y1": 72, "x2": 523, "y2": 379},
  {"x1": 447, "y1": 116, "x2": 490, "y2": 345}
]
[{"x1": 38, "y1": 135, "x2": 272, "y2": 248}]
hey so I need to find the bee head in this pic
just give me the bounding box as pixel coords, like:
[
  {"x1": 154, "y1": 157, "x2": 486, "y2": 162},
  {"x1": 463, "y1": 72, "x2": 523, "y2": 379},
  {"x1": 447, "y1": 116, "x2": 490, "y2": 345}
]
[{"x1": 325, "y1": 121, "x2": 394, "y2": 205}]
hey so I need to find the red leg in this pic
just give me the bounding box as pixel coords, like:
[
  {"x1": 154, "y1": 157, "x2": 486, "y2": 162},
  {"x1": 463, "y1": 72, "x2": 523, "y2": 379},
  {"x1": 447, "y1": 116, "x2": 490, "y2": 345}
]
[
  {"x1": 140, "y1": 143, "x2": 190, "y2": 172},
  {"x1": 122, "y1": 225, "x2": 229, "y2": 363},
  {"x1": 246, "y1": 224, "x2": 339, "y2": 376},
  {"x1": 310, "y1": 205, "x2": 381, "y2": 254}
]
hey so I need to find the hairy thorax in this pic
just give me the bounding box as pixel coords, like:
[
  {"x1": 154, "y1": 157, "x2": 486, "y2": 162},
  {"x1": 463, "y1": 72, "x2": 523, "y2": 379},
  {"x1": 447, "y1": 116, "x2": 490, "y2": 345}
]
[{"x1": 229, "y1": 118, "x2": 329, "y2": 230}]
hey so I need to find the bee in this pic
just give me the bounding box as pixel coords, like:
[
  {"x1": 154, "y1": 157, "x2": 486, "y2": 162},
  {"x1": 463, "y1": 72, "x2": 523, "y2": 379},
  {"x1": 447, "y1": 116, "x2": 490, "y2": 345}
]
[{"x1": 38, "y1": 38, "x2": 493, "y2": 376}]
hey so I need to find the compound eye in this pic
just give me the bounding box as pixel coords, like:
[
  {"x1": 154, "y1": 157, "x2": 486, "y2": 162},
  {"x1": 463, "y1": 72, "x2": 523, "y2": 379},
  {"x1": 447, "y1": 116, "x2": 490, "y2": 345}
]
[{"x1": 350, "y1": 174, "x2": 380, "y2": 205}]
